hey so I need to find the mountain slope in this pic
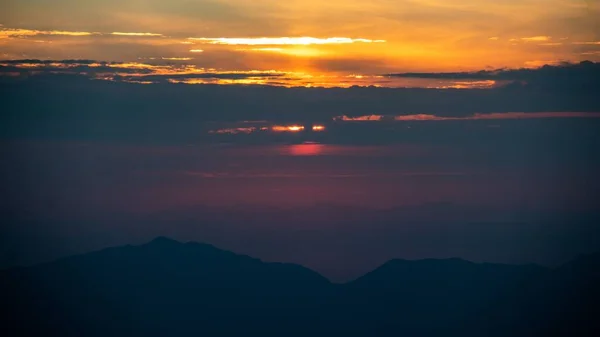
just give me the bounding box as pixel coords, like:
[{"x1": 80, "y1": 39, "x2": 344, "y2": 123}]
[
  {"x1": 1, "y1": 237, "x2": 332, "y2": 337},
  {"x1": 336, "y1": 257, "x2": 546, "y2": 336},
  {"x1": 1, "y1": 238, "x2": 598, "y2": 337},
  {"x1": 474, "y1": 251, "x2": 600, "y2": 337}
]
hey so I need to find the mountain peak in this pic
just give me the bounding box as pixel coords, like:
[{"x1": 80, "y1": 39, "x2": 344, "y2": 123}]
[{"x1": 148, "y1": 236, "x2": 181, "y2": 246}]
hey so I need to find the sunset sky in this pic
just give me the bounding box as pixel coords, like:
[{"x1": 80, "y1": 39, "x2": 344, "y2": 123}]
[
  {"x1": 1, "y1": 0, "x2": 600, "y2": 281},
  {"x1": 2, "y1": 0, "x2": 600, "y2": 84}
]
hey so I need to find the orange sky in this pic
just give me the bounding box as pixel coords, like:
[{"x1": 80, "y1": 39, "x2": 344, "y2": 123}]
[{"x1": 1, "y1": 0, "x2": 599, "y2": 75}]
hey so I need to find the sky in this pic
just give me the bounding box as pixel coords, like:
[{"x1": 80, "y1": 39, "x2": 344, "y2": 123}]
[
  {"x1": 1, "y1": 0, "x2": 600, "y2": 84},
  {"x1": 1, "y1": 0, "x2": 600, "y2": 281}
]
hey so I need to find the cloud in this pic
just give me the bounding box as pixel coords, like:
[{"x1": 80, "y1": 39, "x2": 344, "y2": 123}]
[
  {"x1": 111, "y1": 32, "x2": 164, "y2": 37},
  {"x1": 1, "y1": 1, "x2": 598, "y2": 72},
  {"x1": 0, "y1": 59, "x2": 497, "y2": 88},
  {"x1": 0, "y1": 59, "x2": 297, "y2": 86},
  {"x1": 1, "y1": 60, "x2": 599, "y2": 136},
  {"x1": 386, "y1": 61, "x2": 600, "y2": 90},
  {"x1": 3, "y1": 59, "x2": 600, "y2": 92},
  {"x1": 336, "y1": 112, "x2": 600, "y2": 122},
  {"x1": 187, "y1": 37, "x2": 386, "y2": 45},
  {"x1": 0, "y1": 28, "x2": 97, "y2": 38},
  {"x1": 519, "y1": 36, "x2": 552, "y2": 42},
  {"x1": 1, "y1": 27, "x2": 168, "y2": 39},
  {"x1": 161, "y1": 57, "x2": 193, "y2": 61}
]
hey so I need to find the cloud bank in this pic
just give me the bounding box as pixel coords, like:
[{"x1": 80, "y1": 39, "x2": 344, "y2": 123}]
[{"x1": 1, "y1": 59, "x2": 599, "y2": 145}]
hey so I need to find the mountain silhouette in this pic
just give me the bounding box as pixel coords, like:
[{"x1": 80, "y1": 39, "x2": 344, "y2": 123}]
[
  {"x1": 1, "y1": 238, "x2": 598, "y2": 337},
  {"x1": 473, "y1": 251, "x2": 600, "y2": 337}
]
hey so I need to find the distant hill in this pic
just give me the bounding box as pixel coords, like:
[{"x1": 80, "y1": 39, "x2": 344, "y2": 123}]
[{"x1": 1, "y1": 237, "x2": 597, "y2": 337}]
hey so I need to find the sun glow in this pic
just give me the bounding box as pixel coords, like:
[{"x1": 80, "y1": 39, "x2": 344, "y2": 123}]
[
  {"x1": 272, "y1": 125, "x2": 305, "y2": 132},
  {"x1": 237, "y1": 47, "x2": 326, "y2": 57},
  {"x1": 288, "y1": 143, "x2": 324, "y2": 156}
]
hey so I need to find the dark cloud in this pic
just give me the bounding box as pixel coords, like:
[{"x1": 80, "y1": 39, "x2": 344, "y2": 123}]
[
  {"x1": 0, "y1": 60, "x2": 287, "y2": 80},
  {"x1": 1, "y1": 59, "x2": 100, "y2": 65},
  {"x1": 387, "y1": 60, "x2": 600, "y2": 91},
  {"x1": 1, "y1": 59, "x2": 600, "y2": 144},
  {"x1": 118, "y1": 72, "x2": 286, "y2": 81}
]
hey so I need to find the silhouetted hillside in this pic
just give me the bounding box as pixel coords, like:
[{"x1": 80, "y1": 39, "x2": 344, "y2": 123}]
[
  {"x1": 473, "y1": 251, "x2": 600, "y2": 337},
  {"x1": 338, "y1": 257, "x2": 546, "y2": 336},
  {"x1": 1, "y1": 238, "x2": 598, "y2": 337},
  {"x1": 1, "y1": 237, "x2": 332, "y2": 337}
]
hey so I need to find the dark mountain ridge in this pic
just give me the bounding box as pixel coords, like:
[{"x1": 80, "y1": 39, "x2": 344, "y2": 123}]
[{"x1": 1, "y1": 237, "x2": 597, "y2": 337}]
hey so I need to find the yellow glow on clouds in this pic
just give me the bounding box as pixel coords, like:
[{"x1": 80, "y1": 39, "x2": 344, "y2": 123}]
[{"x1": 1, "y1": 0, "x2": 599, "y2": 72}]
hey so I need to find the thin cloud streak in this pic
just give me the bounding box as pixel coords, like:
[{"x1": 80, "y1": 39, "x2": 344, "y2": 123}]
[
  {"x1": 180, "y1": 171, "x2": 467, "y2": 179},
  {"x1": 0, "y1": 28, "x2": 98, "y2": 38},
  {"x1": 519, "y1": 36, "x2": 552, "y2": 42},
  {"x1": 1, "y1": 27, "x2": 164, "y2": 39},
  {"x1": 111, "y1": 32, "x2": 164, "y2": 37},
  {"x1": 161, "y1": 57, "x2": 193, "y2": 61},
  {"x1": 335, "y1": 112, "x2": 600, "y2": 122}
]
